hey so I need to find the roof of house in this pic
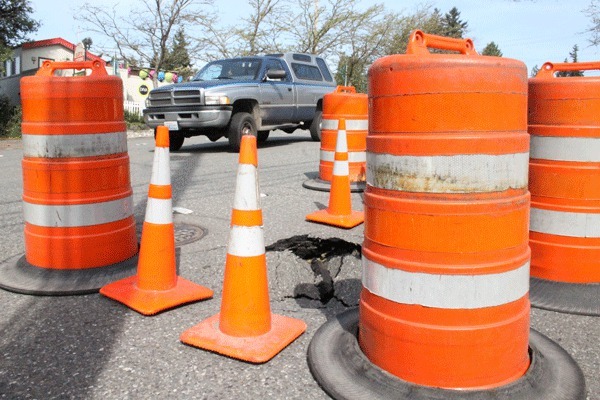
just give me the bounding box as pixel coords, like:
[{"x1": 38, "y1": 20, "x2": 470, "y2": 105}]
[{"x1": 21, "y1": 37, "x2": 105, "y2": 63}]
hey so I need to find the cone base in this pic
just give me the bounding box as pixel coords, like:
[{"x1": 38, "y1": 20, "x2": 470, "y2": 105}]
[
  {"x1": 306, "y1": 209, "x2": 364, "y2": 229},
  {"x1": 180, "y1": 313, "x2": 307, "y2": 363},
  {"x1": 100, "y1": 275, "x2": 213, "y2": 316},
  {"x1": 308, "y1": 308, "x2": 587, "y2": 400},
  {"x1": 0, "y1": 253, "x2": 138, "y2": 296},
  {"x1": 302, "y1": 177, "x2": 366, "y2": 193},
  {"x1": 530, "y1": 277, "x2": 600, "y2": 316}
]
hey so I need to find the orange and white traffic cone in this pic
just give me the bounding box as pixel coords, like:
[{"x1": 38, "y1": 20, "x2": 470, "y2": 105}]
[
  {"x1": 180, "y1": 134, "x2": 306, "y2": 363},
  {"x1": 100, "y1": 126, "x2": 213, "y2": 315},
  {"x1": 306, "y1": 118, "x2": 364, "y2": 228}
]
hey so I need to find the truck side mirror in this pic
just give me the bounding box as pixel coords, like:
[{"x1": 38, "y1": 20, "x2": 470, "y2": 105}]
[{"x1": 265, "y1": 69, "x2": 287, "y2": 80}]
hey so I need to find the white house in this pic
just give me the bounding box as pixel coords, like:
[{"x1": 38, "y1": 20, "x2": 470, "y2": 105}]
[
  {"x1": 0, "y1": 37, "x2": 169, "y2": 116},
  {"x1": 0, "y1": 38, "x2": 105, "y2": 106}
]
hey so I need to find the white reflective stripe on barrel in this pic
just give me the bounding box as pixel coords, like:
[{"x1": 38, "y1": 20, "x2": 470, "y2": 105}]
[
  {"x1": 233, "y1": 164, "x2": 260, "y2": 211},
  {"x1": 320, "y1": 150, "x2": 367, "y2": 162},
  {"x1": 227, "y1": 225, "x2": 265, "y2": 257},
  {"x1": 150, "y1": 147, "x2": 171, "y2": 186},
  {"x1": 24, "y1": 196, "x2": 133, "y2": 227},
  {"x1": 530, "y1": 207, "x2": 600, "y2": 238},
  {"x1": 362, "y1": 255, "x2": 530, "y2": 309},
  {"x1": 366, "y1": 152, "x2": 529, "y2": 193},
  {"x1": 23, "y1": 132, "x2": 128, "y2": 158},
  {"x1": 321, "y1": 119, "x2": 368, "y2": 131},
  {"x1": 144, "y1": 197, "x2": 173, "y2": 224},
  {"x1": 530, "y1": 135, "x2": 600, "y2": 162}
]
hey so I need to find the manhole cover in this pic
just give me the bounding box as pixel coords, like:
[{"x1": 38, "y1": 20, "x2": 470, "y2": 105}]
[{"x1": 174, "y1": 223, "x2": 207, "y2": 246}]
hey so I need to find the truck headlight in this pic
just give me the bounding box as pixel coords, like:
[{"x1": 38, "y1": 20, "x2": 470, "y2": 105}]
[
  {"x1": 145, "y1": 98, "x2": 151, "y2": 107},
  {"x1": 205, "y1": 95, "x2": 231, "y2": 105}
]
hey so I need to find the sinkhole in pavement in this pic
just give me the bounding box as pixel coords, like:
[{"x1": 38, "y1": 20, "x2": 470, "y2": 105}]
[{"x1": 265, "y1": 235, "x2": 362, "y2": 306}]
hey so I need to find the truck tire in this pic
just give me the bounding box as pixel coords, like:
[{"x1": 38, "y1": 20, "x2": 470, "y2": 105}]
[
  {"x1": 228, "y1": 112, "x2": 257, "y2": 152},
  {"x1": 257, "y1": 130, "x2": 270, "y2": 143},
  {"x1": 154, "y1": 128, "x2": 185, "y2": 151},
  {"x1": 309, "y1": 110, "x2": 322, "y2": 141}
]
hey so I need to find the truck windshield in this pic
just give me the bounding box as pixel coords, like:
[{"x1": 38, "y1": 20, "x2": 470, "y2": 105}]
[{"x1": 193, "y1": 59, "x2": 262, "y2": 81}]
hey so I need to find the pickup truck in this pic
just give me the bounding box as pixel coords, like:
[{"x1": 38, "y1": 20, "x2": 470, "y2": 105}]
[{"x1": 143, "y1": 52, "x2": 337, "y2": 151}]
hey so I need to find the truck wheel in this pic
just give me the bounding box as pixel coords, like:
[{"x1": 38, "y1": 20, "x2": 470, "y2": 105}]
[
  {"x1": 309, "y1": 110, "x2": 322, "y2": 141},
  {"x1": 228, "y1": 112, "x2": 257, "y2": 152},
  {"x1": 154, "y1": 128, "x2": 185, "y2": 151},
  {"x1": 257, "y1": 130, "x2": 270, "y2": 143}
]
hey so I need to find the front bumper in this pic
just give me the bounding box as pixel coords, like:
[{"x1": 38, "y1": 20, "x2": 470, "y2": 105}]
[{"x1": 143, "y1": 105, "x2": 232, "y2": 130}]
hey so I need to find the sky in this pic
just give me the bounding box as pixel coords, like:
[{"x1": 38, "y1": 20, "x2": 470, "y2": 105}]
[{"x1": 26, "y1": 0, "x2": 600, "y2": 74}]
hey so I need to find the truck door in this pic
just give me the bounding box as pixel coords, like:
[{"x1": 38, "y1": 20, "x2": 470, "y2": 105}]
[{"x1": 260, "y1": 59, "x2": 295, "y2": 125}]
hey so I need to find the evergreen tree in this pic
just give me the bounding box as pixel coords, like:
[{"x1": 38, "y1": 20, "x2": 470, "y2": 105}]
[
  {"x1": 162, "y1": 28, "x2": 193, "y2": 79},
  {"x1": 531, "y1": 65, "x2": 540, "y2": 78},
  {"x1": 442, "y1": 7, "x2": 468, "y2": 38},
  {"x1": 557, "y1": 44, "x2": 584, "y2": 77},
  {"x1": 481, "y1": 41, "x2": 502, "y2": 57}
]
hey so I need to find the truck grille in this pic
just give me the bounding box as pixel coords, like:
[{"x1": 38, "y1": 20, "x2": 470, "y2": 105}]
[{"x1": 148, "y1": 89, "x2": 202, "y2": 107}]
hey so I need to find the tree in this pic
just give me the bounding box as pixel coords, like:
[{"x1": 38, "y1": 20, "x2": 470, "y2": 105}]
[
  {"x1": 556, "y1": 44, "x2": 584, "y2": 77},
  {"x1": 584, "y1": 0, "x2": 600, "y2": 47},
  {"x1": 441, "y1": 7, "x2": 468, "y2": 38},
  {"x1": 281, "y1": 0, "x2": 379, "y2": 59},
  {"x1": 481, "y1": 41, "x2": 502, "y2": 57},
  {"x1": 82, "y1": 37, "x2": 93, "y2": 51},
  {"x1": 77, "y1": 0, "x2": 213, "y2": 87},
  {"x1": 0, "y1": 0, "x2": 39, "y2": 69},
  {"x1": 162, "y1": 28, "x2": 193, "y2": 78},
  {"x1": 333, "y1": 5, "x2": 397, "y2": 92},
  {"x1": 531, "y1": 65, "x2": 540, "y2": 77},
  {"x1": 195, "y1": 0, "x2": 287, "y2": 60}
]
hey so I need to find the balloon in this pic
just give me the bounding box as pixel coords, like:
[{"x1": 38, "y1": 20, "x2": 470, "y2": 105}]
[
  {"x1": 172, "y1": 73, "x2": 178, "y2": 83},
  {"x1": 165, "y1": 72, "x2": 173, "y2": 83},
  {"x1": 149, "y1": 69, "x2": 155, "y2": 77},
  {"x1": 177, "y1": 76, "x2": 183, "y2": 83},
  {"x1": 139, "y1": 69, "x2": 148, "y2": 79},
  {"x1": 157, "y1": 71, "x2": 165, "y2": 82}
]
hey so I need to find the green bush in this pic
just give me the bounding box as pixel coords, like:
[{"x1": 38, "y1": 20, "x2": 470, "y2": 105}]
[
  {"x1": 0, "y1": 95, "x2": 21, "y2": 138},
  {"x1": 124, "y1": 109, "x2": 147, "y2": 130}
]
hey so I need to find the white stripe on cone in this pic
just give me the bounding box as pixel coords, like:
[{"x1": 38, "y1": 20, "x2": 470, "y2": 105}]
[
  {"x1": 233, "y1": 164, "x2": 260, "y2": 211},
  {"x1": 362, "y1": 255, "x2": 530, "y2": 309},
  {"x1": 367, "y1": 152, "x2": 529, "y2": 193},
  {"x1": 24, "y1": 196, "x2": 134, "y2": 227},
  {"x1": 321, "y1": 119, "x2": 368, "y2": 131},
  {"x1": 227, "y1": 225, "x2": 265, "y2": 257},
  {"x1": 150, "y1": 147, "x2": 171, "y2": 186},
  {"x1": 145, "y1": 197, "x2": 173, "y2": 224},
  {"x1": 530, "y1": 135, "x2": 600, "y2": 162},
  {"x1": 530, "y1": 207, "x2": 600, "y2": 238},
  {"x1": 23, "y1": 132, "x2": 128, "y2": 158}
]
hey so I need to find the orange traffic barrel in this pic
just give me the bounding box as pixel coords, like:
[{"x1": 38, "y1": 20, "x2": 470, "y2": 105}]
[
  {"x1": 528, "y1": 61, "x2": 600, "y2": 316},
  {"x1": 307, "y1": 31, "x2": 586, "y2": 400},
  {"x1": 302, "y1": 86, "x2": 367, "y2": 192},
  {"x1": 0, "y1": 60, "x2": 138, "y2": 295}
]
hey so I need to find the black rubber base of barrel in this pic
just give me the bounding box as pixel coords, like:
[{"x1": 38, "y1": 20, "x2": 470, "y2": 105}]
[
  {"x1": 302, "y1": 178, "x2": 365, "y2": 193},
  {"x1": 530, "y1": 277, "x2": 600, "y2": 316},
  {"x1": 0, "y1": 253, "x2": 138, "y2": 296},
  {"x1": 308, "y1": 308, "x2": 587, "y2": 400}
]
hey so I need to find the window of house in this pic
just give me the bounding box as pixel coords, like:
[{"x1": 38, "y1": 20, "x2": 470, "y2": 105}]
[
  {"x1": 14, "y1": 57, "x2": 20, "y2": 75},
  {"x1": 5, "y1": 60, "x2": 12, "y2": 77}
]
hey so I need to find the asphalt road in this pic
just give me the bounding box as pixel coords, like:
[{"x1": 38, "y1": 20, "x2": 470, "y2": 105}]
[{"x1": 0, "y1": 131, "x2": 598, "y2": 400}]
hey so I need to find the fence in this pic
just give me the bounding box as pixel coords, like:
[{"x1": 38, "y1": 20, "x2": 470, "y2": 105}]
[{"x1": 124, "y1": 101, "x2": 145, "y2": 117}]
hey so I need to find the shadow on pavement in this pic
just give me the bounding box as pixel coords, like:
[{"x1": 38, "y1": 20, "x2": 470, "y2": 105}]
[
  {"x1": 0, "y1": 295, "x2": 127, "y2": 398},
  {"x1": 175, "y1": 134, "x2": 314, "y2": 154}
]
